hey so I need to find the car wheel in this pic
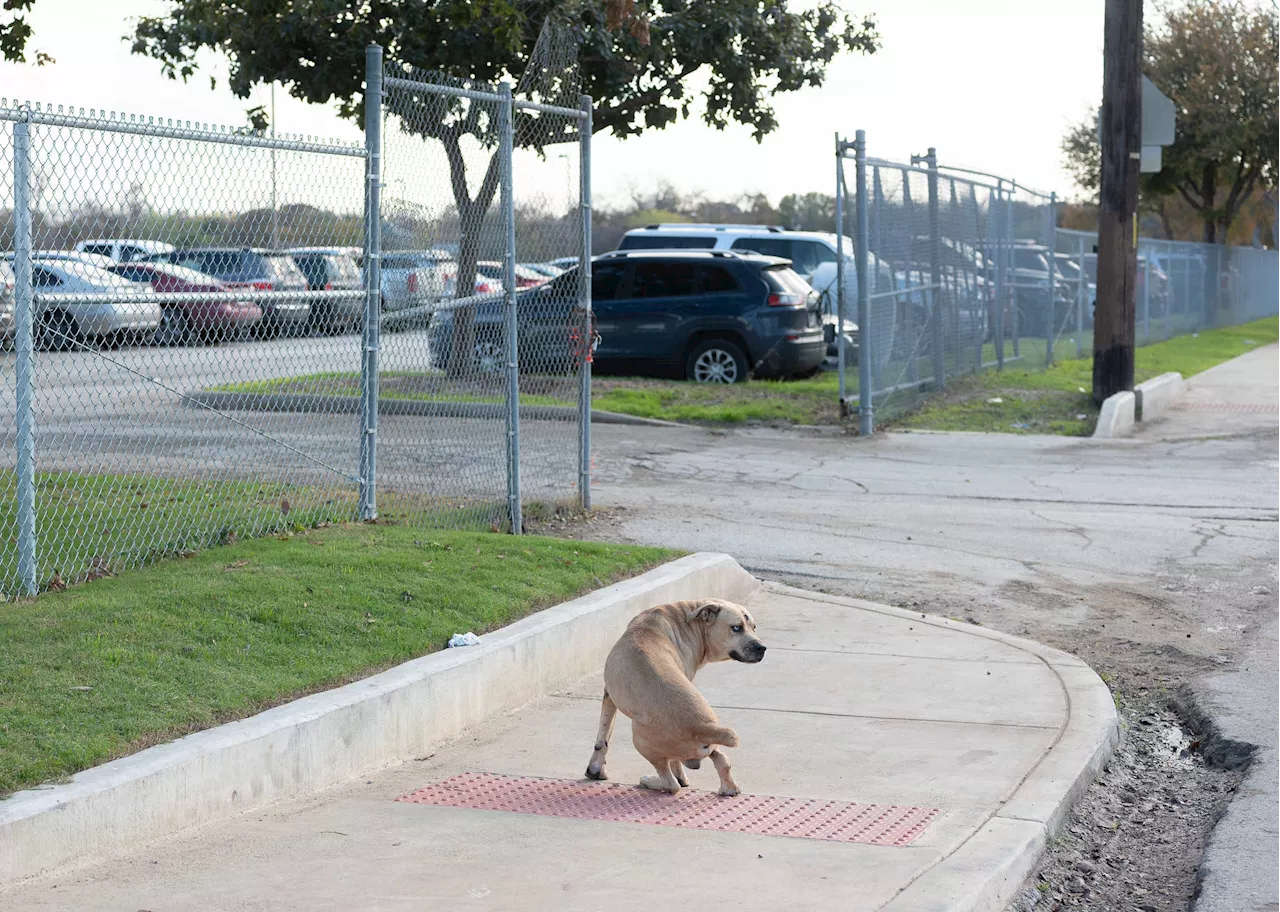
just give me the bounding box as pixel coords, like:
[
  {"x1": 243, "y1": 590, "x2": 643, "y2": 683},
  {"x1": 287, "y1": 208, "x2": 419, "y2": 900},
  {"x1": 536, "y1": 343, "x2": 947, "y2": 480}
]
[
  {"x1": 37, "y1": 310, "x2": 78, "y2": 352},
  {"x1": 686, "y1": 339, "x2": 747, "y2": 384},
  {"x1": 153, "y1": 306, "x2": 194, "y2": 347}
]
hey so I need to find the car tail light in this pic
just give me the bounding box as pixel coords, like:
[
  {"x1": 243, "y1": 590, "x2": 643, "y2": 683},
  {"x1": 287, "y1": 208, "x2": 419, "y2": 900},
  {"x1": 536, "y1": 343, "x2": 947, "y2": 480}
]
[
  {"x1": 325, "y1": 282, "x2": 334, "y2": 290},
  {"x1": 251, "y1": 281, "x2": 273, "y2": 291},
  {"x1": 407, "y1": 273, "x2": 419, "y2": 293},
  {"x1": 767, "y1": 292, "x2": 805, "y2": 307}
]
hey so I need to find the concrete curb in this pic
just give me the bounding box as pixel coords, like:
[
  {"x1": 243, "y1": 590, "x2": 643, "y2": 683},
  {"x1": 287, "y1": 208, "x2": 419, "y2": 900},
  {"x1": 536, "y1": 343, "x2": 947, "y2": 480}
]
[
  {"x1": 1133, "y1": 371, "x2": 1185, "y2": 422},
  {"x1": 1092, "y1": 390, "x2": 1136, "y2": 438},
  {"x1": 0, "y1": 552, "x2": 756, "y2": 889},
  {"x1": 185, "y1": 390, "x2": 686, "y2": 427},
  {"x1": 761, "y1": 584, "x2": 1121, "y2": 912}
]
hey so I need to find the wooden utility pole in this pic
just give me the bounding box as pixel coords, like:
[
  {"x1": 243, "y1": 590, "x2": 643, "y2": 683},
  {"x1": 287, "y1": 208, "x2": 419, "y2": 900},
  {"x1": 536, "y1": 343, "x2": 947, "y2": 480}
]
[{"x1": 1093, "y1": 0, "x2": 1142, "y2": 405}]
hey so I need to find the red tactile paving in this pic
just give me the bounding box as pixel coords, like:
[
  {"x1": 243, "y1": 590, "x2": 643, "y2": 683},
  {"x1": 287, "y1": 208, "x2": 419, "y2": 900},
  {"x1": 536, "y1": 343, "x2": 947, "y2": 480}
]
[
  {"x1": 396, "y1": 772, "x2": 940, "y2": 847},
  {"x1": 1172, "y1": 401, "x2": 1279, "y2": 414}
]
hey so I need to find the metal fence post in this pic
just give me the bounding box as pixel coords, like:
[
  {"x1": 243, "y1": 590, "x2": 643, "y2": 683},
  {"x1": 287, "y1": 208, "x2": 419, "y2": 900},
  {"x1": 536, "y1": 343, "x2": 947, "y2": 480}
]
[
  {"x1": 358, "y1": 44, "x2": 383, "y2": 521},
  {"x1": 1141, "y1": 253, "x2": 1151, "y2": 343},
  {"x1": 1007, "y1": 190, "x2": 1019, "y2": 358},
  {"x1": 577, "y1": 95, "x2": 594, "y2": 511},
  {"x1": 992, "y1": 185, "x2": 1005, "y2": 371},
  {"x1": 1045, "y1": 191, "x2": 1057, "y2": 366},
  {"x1": 499, "y1": 82, "x2": 522, "y2": 534},
  {"x1": 834, "y1": 133, "x2": 849, "y2": 418},
  {"x1": 854, "y1": 130, "x2": 873, "y2": 436},
  {"x1": 13, "y1": 112, "x2": 38, "y2": 596},
  {"x1": 924, "y1": 148, "x2": 946, "y2": 388},
  {"x1": 1076, "y1": 233, "x2": 1086, "y2": 359}
]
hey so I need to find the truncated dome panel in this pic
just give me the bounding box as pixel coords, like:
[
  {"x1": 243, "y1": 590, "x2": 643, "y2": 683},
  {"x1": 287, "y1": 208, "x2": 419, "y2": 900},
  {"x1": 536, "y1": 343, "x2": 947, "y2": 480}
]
[{"x1": 396, "y1": 772, "x2": 940, "y2": 846}]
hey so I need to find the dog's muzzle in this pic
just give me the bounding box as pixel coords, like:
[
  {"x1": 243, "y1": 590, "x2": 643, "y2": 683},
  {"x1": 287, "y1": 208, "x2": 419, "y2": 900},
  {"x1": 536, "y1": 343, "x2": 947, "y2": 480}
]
[{"x1": 731, "y1": 641, "x2": 767, "y2": 663}]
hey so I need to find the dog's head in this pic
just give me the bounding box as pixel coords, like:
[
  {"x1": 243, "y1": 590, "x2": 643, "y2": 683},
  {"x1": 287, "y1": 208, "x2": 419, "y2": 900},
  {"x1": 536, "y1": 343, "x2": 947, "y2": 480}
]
[{"x1": 687, "y1": 599, "x2": 767, "y2": 664}]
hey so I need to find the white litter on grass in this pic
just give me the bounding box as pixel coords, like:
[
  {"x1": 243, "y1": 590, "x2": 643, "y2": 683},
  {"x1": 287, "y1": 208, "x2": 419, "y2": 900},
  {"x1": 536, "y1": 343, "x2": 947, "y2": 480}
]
[
  {"x1": 1076, "y1": 413, "x2": 1088, "y2": 420},
  {"x1": 986, "y1": 397, "x2": 1003, "y2": 404},
  {"x1": 447, "y1": 632, "x2": 482, "y2": 648},
  {"x1": 1078, "y1": 387, "x2": 1086, "y2": 393}
]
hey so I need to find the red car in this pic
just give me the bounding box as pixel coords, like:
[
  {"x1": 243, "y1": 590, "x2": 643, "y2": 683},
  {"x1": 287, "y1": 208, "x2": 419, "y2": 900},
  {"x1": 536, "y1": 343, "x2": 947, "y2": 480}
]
[{"x1": 107, "y1": 262, "x2": 263, "y2": 345}]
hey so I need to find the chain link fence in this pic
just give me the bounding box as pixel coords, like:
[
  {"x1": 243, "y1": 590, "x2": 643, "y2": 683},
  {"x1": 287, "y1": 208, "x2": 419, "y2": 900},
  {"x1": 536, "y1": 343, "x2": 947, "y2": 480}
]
[
  {"x1": 0, "y1": 44, "x2": 592, "y2": 596},
  {"x1": 835, "y1": 131, "x2": 1279, "y2": 428}
]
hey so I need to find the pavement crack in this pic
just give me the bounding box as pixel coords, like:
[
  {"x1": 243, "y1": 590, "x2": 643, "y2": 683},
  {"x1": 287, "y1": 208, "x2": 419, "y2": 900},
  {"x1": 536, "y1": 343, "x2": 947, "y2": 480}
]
[{"x1": 1031, "y1": 510, "x2": 1095, "y2": 549}]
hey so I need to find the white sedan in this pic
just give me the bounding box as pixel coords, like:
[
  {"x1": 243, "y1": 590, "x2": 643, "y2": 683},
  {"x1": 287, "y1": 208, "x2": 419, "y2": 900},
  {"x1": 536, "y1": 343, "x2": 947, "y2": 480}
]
[{"x1": 15, "y1": 258, "x2": 163, "y2": 350}]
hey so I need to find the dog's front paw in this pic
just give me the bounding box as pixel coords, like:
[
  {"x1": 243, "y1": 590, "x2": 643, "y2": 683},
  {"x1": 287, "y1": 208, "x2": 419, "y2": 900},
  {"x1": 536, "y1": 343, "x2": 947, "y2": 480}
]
[
  {"x1": 717, "y1": 785, "x2": 741, "y2": 797},
  {"x1": 585, "y1": 764, "x2": 608, "y2": 781}
]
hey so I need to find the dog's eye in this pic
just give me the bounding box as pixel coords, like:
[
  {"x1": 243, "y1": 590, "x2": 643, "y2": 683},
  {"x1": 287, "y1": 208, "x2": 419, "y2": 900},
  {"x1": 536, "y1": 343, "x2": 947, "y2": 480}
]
[{"x1": 731, "y1": 624, "x2": 743, "y2": 633}]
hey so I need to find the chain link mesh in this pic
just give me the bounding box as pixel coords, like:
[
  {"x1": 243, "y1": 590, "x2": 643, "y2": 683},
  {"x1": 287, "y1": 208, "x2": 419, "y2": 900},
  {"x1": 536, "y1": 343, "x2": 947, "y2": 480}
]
[{"x1": 1, "y1": 60, "x2": 590, "y2": 594}]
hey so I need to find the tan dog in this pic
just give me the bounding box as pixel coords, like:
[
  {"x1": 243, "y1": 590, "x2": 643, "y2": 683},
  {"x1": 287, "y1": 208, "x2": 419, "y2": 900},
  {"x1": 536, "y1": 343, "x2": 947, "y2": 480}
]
[{"x1": 584, "y1": 598, "x2": 766, "y2": 796}]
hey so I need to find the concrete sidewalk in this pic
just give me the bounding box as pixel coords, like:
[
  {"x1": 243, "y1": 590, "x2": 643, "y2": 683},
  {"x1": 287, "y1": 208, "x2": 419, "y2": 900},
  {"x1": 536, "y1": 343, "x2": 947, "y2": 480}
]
[
  {"x1": 2, "y1": 583, "x2": 1115, "y2": 912},
  {"x1": 1141, "y1": 341, "x2": 1278, "y2": 439}
]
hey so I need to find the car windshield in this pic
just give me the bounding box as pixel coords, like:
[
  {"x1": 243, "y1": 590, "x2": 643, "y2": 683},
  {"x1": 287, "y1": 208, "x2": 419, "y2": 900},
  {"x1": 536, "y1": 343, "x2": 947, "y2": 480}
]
[{"x1": 1012, "y1": 248, "x2": 1049, "y2": 271}]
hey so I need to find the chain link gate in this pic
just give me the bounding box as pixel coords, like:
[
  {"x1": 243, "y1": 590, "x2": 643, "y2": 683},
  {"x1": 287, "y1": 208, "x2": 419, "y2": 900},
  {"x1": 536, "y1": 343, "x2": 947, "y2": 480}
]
[{"x1": 0, "y1": 46, "x2": 593, "y2": 597}]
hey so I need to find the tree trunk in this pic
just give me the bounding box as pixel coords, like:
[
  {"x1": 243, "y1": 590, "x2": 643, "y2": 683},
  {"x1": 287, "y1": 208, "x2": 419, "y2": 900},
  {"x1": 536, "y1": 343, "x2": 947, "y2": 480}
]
[
  {"x1": 1093, "y1": 0, "x2": 1142, "y2": 406},
  {"x1": 1157, "y1": 200, "x2": 1174, "y2": 240},
  {"x1": 446, "y1": 221, "x2": 483, "y2": 378},
  {"x1": 1200, "y1": 162, "x2": 1217, "y2": 244}
]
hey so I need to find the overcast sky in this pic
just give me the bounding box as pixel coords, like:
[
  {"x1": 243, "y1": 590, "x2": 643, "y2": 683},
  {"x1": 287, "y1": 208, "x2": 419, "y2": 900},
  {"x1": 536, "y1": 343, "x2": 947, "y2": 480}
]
[{"x1": 1, "y1": 1, "x2": 1115, "y2": 209}]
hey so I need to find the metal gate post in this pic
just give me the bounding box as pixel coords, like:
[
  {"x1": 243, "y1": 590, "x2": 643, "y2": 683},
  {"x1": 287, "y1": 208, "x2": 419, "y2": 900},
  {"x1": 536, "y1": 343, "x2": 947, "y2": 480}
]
[
  {"x1": 13, "y1": 111, "x2": 38, "y2": 595},
  {"x1": 854, "y1": 130, "x2": 873, "y2": 436},
  {"x1": 923, "y1": 148, "x2": 946, "y2": 388},
  {"x1": 834, "y1": 133, "x2": 849, "y2": 419},
  {"x1": 577, "y1": 95, "x2": 593, "y2": 511},
  {"x1": 358, "y1": 44, "x2": 383, "y2": 521},
  {"x1": 499, "y1": 82, "x2": 522, "y2": 534}
]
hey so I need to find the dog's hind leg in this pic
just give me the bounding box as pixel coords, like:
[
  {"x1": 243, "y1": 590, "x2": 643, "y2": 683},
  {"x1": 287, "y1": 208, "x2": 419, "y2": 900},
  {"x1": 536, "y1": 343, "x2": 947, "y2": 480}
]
[
  {"x1": 633, "y1": 727, "x2": 681, "y2": 794},
  {"x1": 584, "y1": 691, "x2": 617, "y2": 781},
  {"x1": 709, "y1": 749, "x2": 741, "y2": 797},
  {"x1": 669, "y1": 760, "x2": 689, "y2": 788}
]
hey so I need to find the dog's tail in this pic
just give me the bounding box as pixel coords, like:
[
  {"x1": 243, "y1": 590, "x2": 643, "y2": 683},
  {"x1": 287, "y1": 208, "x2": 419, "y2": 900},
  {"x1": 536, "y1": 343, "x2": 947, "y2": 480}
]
[{"x1": 694, "y1": 723, "x2": 740, "y2": 749}]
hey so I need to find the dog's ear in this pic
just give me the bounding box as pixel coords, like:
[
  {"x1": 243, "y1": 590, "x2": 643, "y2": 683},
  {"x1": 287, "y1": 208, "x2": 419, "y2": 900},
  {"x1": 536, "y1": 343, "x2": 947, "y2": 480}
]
[{"x1": 693, "y1": 601, "x2": 722, "y2": 624}]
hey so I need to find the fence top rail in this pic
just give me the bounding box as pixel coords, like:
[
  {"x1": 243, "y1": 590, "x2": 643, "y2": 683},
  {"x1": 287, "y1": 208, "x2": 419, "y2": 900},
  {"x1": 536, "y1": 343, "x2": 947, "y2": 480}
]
[
  {"x1": 0, "y1": 101, "x2": 366, "y2": 156},
  {"x1": 32, "y1": 289, "x2": 367, "y2": 306},
  {"x1": 862, "y1": 157, "x2": 1003, "y2": 193},
  {"x1": 383, "y1": 75, "x2": 506, "y2": 104},
  {"x1": 512, "y1": 97, "x2": 589, "y2": 121},
  {"x1": 1057, "y1": 226, "x2": 1252, "y2": 253}
]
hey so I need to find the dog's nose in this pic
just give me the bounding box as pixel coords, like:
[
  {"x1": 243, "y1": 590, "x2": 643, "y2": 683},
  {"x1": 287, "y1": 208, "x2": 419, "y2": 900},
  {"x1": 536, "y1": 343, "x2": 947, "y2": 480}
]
[{"x1": 753, "y1": 642, "x2": 767, "y2": 655}]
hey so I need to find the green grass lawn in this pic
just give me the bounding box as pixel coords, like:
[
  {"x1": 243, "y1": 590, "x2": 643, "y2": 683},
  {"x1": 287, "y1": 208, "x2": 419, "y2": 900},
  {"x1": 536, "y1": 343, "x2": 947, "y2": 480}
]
[
  {"x1": 0, "y1": 522, "x2": 676, "y2": 796},
  {"x1": 592, "y1": 374, "x2": 844, "y2": 425},
  {"x1": 893, "y1": 316, "x2": 1278, "y2": 435},
  {"x1": 0, "y1": 473, "x2": 362, "y2": 596}
]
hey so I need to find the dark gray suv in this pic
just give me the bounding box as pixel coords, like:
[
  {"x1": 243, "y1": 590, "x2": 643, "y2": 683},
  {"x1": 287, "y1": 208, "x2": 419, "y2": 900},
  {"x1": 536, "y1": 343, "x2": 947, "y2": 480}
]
[{"x1": 427, "y1": 250, "x2": 825, "y2": 383}]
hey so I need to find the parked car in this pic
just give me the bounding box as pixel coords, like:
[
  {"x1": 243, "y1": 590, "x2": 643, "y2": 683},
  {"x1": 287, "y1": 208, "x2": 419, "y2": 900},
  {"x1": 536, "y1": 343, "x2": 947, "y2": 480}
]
[
  {"x1": 0, "y1": 260, "x2": 15, "y2": 342},
  {"x1": 369, "y1": 249, "x2": 465, "y2": 328},
  {"x1": 146, "y1": 248, "x2": 310, "y2": 336},
  {"x1": 428, "y1": 250, "x2": 826, "y2": 383},
  {"x1": 106, "y1": 261, "x2": 263, "y2": 344},
  {"x1": 287, "y1": 247, "x2": 365, "y2": 334},
  {"x1": 23, "y1": 249, "x2": 118, "y2": 270},
  {"x1": 3, "y1": 256, "x2": 163, "y2": 350},
  {"x1": 75, "y1": 238, "x2": 175, "y2": 263},
  {"x1": 617, "y1": 224, "x2": 896, "y2": 363},
  {"x1": 523, "y1": 263, "x2": 565, "y2": 279},
  {"x1": 1079, "y1": 253, "x2": 1171, "y2": 322},
  {"x1": 476, "y1": 261, "x2": 547, "y2": 289}
]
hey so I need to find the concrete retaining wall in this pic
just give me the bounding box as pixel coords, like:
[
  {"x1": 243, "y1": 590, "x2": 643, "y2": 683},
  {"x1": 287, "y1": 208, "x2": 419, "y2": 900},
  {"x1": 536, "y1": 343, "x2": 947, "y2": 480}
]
[
  {"x1": 0, "y1": 552, "x2": 756, "y2": 888},
  {"x1": 1134, "y1": 372, "x2": 1185, "y2": 422},
  {"x1": 1093, "y1": 390, "x2": 1136, "y2": 438}
]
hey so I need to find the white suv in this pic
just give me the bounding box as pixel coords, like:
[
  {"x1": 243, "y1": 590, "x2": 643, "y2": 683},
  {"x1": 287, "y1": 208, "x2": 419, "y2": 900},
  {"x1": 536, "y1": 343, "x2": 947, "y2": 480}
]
[{"x1": 75, "y1": 239, "x2": 176, "y2": 263}]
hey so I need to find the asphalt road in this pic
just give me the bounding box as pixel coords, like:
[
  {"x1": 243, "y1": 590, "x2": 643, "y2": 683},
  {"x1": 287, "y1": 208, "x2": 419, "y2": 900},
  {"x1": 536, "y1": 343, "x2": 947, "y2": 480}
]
[{"x1": 0, "y1": 329, "x2": 581, "y2": 514}]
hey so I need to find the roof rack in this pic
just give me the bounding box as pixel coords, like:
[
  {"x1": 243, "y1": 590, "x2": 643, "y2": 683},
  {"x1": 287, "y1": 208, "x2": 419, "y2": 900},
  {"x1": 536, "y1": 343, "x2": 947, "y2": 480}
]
[
  {"x1": 639, "y1": 223, "x2": 783, "y2": 233},
  {"x1": 598, "y1": 248, "x2": 747, "y2": 259}
]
